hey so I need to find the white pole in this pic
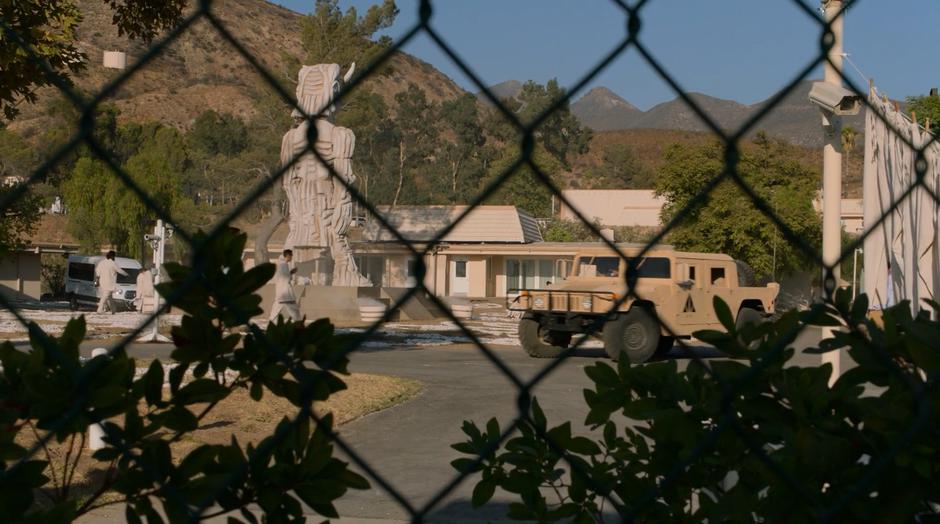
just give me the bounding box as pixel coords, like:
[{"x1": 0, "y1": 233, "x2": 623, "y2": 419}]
[
  {"x1": 852, "y1": 248, "x2": 859, "y2": 300},
  {"x1": 88, "y1": 347, "x2": 108, "y2": 450},
  {"x1": 137, "y1": 220, "x2": 170, "y2": 343},
  {"x1": 821, "y1": 0, "x2": 845, "y2": 383}
]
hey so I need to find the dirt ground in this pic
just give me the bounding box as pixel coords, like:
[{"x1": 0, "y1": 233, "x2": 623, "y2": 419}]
[{"x1": 16, "y1": 372, "x2": 422, "y2": 510}]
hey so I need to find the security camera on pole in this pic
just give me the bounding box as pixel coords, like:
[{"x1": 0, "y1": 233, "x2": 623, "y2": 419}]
[
  {"x1": 810, "y1": 0, "x2": 861, "y2": 384},
  {"x1": 137, "y1": 219, "x2": 172, "y2": 343}
]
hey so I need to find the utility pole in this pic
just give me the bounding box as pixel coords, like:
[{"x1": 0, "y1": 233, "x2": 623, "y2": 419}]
[
  {"x1": 821, "y1": 0, "x2": 845, "y2": 380},
  {"x1": 137, "y1": 219, "x2": 172, "y2": 343}
]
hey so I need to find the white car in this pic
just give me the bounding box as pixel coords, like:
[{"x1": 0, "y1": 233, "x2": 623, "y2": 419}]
[{"x1": 65, "y1": 254, "x2": 142, "y2": 311}]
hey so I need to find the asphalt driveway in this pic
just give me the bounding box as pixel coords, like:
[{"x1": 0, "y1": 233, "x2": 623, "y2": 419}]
[{"x1": 67, "y1": 325, "x2": 822, "y2": 523}]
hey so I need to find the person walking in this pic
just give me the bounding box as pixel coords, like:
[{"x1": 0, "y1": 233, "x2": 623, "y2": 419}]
[
  {"x1": 134, "y1": 264, "x2": 156, "y2": 313},
  {"x1": 95, "y1": 250, "x2": 128, "y2": 314},
  {"x1": 269, "y1": 249, "x2": 302, "y2": 322}
]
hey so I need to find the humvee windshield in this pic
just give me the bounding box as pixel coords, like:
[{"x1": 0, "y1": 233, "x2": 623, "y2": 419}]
[{"x1": 575, "y1": 256, "x2": 671, "y2": 279}]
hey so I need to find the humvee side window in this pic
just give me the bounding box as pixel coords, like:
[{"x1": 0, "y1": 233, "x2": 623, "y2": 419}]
[
  {"x1": 577, "y1": 257, "x2": 620, "y2": 277},
  {"x1": 625, "y1": 257, "x2": 671, "y2": 279},
  {"x1": 710, "y1": 267, "x2": 727, "y2": 286},
  {"x1": 594, "y1": 257, "x2": 620, "y2": 277}
]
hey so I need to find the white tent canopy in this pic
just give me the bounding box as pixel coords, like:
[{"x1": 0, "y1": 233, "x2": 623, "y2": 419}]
[{"x1": 863, "y1": 89, "x2": 940, "y2": 312}]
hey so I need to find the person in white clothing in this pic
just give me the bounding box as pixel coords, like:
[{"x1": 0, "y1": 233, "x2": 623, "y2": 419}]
[
  {"x1": 95, "y1": 250, "x2": 128, "y2": 314},
  {"x1": 269, "y1": 249, "x2": 302, "y2": 322},
  {"x1": 134, "y1": 265, "x2": 156, "y2": 313}
]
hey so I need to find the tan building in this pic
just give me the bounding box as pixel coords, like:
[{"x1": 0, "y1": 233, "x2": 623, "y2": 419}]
[
  {"x1": 1, "y1": 215, "x2": 80, "y2": 303},
  {"x1": 557, "y1": 189, "x2": 666, "y2": 227},
  {"x1": 812, "y1": 197, "x2": 864, "y2": 235},
  {"x1": 246, "y1": 205, "x2": 623, "y2": 299},
  {"x1": 0, "y1": 250, "x2": 42, "y2": 302}
]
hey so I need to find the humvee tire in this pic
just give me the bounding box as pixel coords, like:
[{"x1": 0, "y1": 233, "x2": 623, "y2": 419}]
[
  {"x1": 735, "y1": 307, "x2": 764, "y2": 350},
  {"x1": 519, "y1": 313, "x2": 571, "y2": 358},
  {"x1": 603, "y1": 307, "x2": 660, "y2": 363}
]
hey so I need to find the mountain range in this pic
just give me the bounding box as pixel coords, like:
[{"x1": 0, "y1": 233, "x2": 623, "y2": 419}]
[
  {"x1": 483, "y1": 81, "x2": 866, "y2": 148},
  {"x1": 7, "y1": 0, "x2": 466, "y2": 135},
  {"x1": 8, "y1": 0, "x2": 865, "y2": 153}
]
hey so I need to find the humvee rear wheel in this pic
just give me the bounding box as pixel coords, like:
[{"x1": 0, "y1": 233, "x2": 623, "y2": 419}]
[
  {"x1": 603, "y1": 308, "x2": 660, "y2": 363},
  {"x1": 519, "y1": 314, "x2": 570, "y2": 358}
]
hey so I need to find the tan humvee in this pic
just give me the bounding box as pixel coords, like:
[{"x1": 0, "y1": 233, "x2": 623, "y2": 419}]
[{"x1": 511, "y1": 245, "x2": 779, "y2": 363}]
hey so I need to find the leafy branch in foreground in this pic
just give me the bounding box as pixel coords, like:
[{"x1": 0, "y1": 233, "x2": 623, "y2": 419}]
[
  {"x1": 454, "y1": 289, "x2": 939, "y2": 523},
  {"x1": 0, "y1": 228, "x2": 368, "y2": 523}
]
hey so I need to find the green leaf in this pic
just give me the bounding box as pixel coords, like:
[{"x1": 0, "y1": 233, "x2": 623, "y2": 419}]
[
  {"x1": 472, "y1": 479, "x2": 496, "y2": 507},
  {"x1": 713, "y1": 296, "x2": 735, "y2": 332},
  {"x1": 531, "y1": 397, "x2": 547, "y2": 432},
  {"x1": 160, "y1": 406, "x2": 198, "y2": 432},
  {"x1": 249, "y1": 381, "x2": 263, "y2": 401},
  {"x1": 175, "y1": 379, "x2": 229, "y2": 405},
  {"x1": 342, "y1": 470, "x2": 370, "y2": 490},
  {"x1": 584, "y1": 362, "x2": 619, "y2": 388},
  {"x1": 451, "y1": 458, "x2": 481, "y2": 473},
  {"x1": 143, "y1": 360, "x2": 164, "y2": 406},
  {"x1": 126, "y1": 504, "x2": 142, "y2": 524}
]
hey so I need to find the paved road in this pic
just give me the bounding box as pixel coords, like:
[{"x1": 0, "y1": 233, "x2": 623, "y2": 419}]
[{"x1": 68, "y1": 325, "x2": 823, "y2": 523}]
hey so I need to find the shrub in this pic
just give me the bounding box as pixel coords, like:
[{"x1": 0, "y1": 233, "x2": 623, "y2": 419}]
[
  {"x1": 0, "y1": 228, "x2": 368, "y2": 522},
  {"x1": 453, "y1": 290, "x2": 940, "y2": 522}
]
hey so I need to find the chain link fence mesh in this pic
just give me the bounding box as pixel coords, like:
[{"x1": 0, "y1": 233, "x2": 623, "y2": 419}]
[{"x1": 1, "y1": 0, "x2": 938, "y2": 521}]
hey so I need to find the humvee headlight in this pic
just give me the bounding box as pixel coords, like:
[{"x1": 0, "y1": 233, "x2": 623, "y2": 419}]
[
  {"x1": 533, "y1": 297, "x2": 545, "y2": 308},
  {"x1": 582, "y1": 298, "x2": 593, "y2": 310}
]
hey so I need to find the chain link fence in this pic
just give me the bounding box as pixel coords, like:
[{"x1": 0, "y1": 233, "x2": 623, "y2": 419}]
[{"x1": 1, "y1": 0, "x2": 938, "y2": 521}]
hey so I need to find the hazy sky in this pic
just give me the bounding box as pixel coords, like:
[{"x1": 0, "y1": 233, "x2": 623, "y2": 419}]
[{"x1": 272, "y1": 1, "x2": 940, "y2": 110}]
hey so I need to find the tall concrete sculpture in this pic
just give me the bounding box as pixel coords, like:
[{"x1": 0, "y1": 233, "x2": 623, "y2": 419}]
[{"x1": 280, "y1": 63, "x2": 370, "y2": 286}]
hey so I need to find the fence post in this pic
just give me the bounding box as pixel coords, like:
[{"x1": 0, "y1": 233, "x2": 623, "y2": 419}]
[{"x1": 87, "y1": 347, "x2": 108, "y2": 451}]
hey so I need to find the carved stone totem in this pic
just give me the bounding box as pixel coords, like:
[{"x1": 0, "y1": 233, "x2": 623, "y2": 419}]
[{"x1": 280, "y1": 63, "x2": 370, "y2": 287}]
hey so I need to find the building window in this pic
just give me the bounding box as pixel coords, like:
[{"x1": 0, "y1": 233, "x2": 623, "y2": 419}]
[
  {"x1": 455, "y1": 260, "x2": 467, "y2": 278},
  {"x1": 506, "y1": 259, "x2": 521, "y2": 293},
  {"x1": 355, "y1": 256, "x2": 385, "y2": 287},
  {"x1": 506, "y1": 258, "x2": 557, "y2": 293}
]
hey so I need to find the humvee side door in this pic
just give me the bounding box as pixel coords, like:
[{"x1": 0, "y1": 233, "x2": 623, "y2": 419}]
[{"x1": 674, "y1": 260, "x2": 715, "y2": 332}]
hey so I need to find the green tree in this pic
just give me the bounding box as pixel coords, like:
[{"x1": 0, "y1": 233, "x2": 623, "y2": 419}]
[
  {"x1": 583, "y1": 143, "x2": 653, "y2": 189},
  {"x1": 300, "y1": 0, "x2": 398, "y2": 72},
  {"x1": 189, "y1": 110, "x2": 249, "y2": 157},
  {"x1": 656, "y1": 133, "x2": 821, "y2": 278},
  {"x1": 0, "y1": 184, "x2": 42, "y2": 258},
  {"x1": 0, "y1": 128, "x2": 36, "y2": 179},
  {"x1": 62, "y1": 126, "x2": 188, "y2": 257},
  {"x1": 515, "y1": 79, "x2": 592, "y2": 167},
  {"x1": 0, "y1": 0, "x2": 185, "y2": 120},
  {"x1": 487, "y1": 144, "x2": 563, "y2": 218},
  {"x1": 440, "y1": 93, "x2": 486, "y2": 202},
  {"x1": 906, "y1": 91, "x2": 940, "y2": 135},
  {"x1": 391, "y1": 84, "x2": 440, "y2": 206},
  {"x1": 336, "y1": 88, "x2": 396, "y2": 203},
  {"x1": 540, "y1": 218, "x2": 600, "y2": 242},
  {"x1": 482, "y1": 79, "x2": 592, "y2": 174},
  {"x1": 62, "y1": 157, "x2": 120, "y2": 251}
]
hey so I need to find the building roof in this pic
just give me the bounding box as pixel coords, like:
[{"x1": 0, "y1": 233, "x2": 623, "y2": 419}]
[{"x1": 363, "y1": 205, "x2": 543, "y2": 244}]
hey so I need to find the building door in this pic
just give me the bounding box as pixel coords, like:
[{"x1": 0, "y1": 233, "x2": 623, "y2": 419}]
[{"x1": 451, "y1": 258, "x2": 469, "y2": 296}]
